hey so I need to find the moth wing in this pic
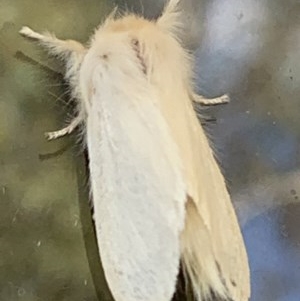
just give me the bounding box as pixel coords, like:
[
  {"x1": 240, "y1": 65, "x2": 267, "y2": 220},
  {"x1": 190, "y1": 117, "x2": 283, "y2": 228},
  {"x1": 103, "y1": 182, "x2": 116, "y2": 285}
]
[
  {"x1": 190, "y1": 125, "x2": 250, "y2": 301},
  {"x1": 156, "y1": 1, "x2": 250, "y2": 298},
  {"x1": 87, "y1": 76, "x2": 187, "y2": 301},
  {"x1": 157, "y1": 92, "x2": 250, "y2": 300}
]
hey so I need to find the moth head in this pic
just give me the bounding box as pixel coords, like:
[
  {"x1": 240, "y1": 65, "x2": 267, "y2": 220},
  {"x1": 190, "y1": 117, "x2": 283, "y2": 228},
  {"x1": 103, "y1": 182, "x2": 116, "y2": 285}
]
[{"x1": 88, "y1": 0, "x2": 189, "y2": 92}]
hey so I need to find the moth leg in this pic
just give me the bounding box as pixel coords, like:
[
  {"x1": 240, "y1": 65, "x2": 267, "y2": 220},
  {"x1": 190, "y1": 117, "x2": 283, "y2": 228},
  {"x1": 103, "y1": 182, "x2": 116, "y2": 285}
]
[
  {"x1": 19, "y1": 27, "x2": 86, "y2": 140},
  {"x1": 45, "y1": 114, "x2": 83, "y2": 140},
  {"x1": 192, "y1": 93, "x2": 230, "y2": 106},
  {"x1": 19, "y1": 26, "x2": 85, "y2": 57}
]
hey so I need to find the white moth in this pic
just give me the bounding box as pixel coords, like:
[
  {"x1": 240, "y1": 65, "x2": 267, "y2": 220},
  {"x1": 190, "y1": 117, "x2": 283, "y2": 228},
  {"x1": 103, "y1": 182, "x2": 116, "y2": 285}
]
[{"x1": 20, "y1": 0, "x2": 250, "y2": 300}]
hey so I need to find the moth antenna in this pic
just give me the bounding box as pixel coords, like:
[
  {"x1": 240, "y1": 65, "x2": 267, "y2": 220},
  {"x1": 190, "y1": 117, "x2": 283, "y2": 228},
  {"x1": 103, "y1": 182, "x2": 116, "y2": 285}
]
[
  {"x1": 101, "y1": 5, "x2": 119, "y2": 28},
  {"x1": 107, "y1": 6, "x2": 119, "y2": 20},
  {"x1": 157, "y1": 0, "x2": 182, "y2": 33}
]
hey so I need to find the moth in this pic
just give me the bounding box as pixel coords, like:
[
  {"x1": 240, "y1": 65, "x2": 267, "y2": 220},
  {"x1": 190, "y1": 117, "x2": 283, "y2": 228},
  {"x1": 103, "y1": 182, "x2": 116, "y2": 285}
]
[{"x1": 20, "y1": 0, "x2": 250, "y2": 300}]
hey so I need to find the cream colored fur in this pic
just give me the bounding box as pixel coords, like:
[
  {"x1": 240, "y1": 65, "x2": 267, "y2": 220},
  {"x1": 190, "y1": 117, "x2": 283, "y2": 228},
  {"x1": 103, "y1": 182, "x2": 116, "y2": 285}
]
[{"x1": 20, "y1": 0, "x2": 250, "y2": 300}]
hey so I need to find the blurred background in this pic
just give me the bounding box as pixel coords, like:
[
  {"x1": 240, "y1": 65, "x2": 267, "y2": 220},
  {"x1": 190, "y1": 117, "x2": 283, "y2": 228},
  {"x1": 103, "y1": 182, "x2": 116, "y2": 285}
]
[{"x1": 0, "y1": 0, "x2": 300, "y2": 300}]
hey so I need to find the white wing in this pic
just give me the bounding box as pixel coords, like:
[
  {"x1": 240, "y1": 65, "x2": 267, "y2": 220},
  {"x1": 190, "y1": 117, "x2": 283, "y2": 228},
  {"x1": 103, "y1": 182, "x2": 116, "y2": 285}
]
[{"x1": 84, "y1": 52, "x2": 186, "y2": 301}]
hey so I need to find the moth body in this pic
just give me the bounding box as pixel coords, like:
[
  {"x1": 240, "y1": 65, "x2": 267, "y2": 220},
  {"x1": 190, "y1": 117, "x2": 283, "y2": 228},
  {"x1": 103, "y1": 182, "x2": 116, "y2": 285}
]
[{"x1": 20, "y1": 1, "x2": 250, "y2": 300}]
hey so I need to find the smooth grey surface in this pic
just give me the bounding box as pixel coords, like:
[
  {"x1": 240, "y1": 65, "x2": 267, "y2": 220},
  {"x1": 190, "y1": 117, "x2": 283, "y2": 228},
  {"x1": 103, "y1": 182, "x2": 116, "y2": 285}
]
[{"x1": 1, "y1": 0, "x2": 300, "y2": 300}]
